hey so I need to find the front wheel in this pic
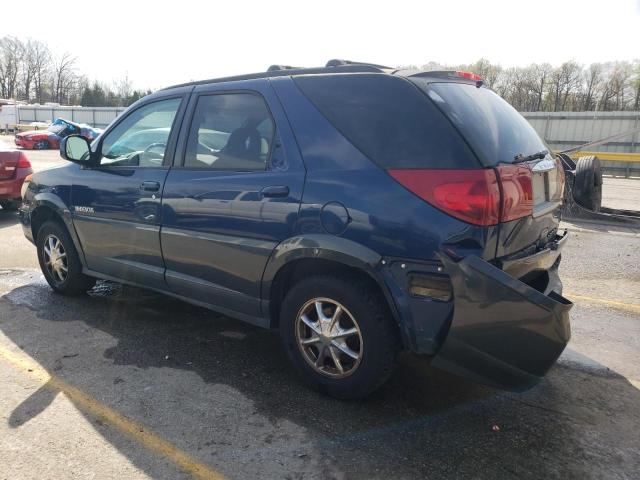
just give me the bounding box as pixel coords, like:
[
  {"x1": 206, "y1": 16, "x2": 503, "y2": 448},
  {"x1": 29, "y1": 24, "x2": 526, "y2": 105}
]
[
  {"x1": 36, "y1": 220, "x2": 95, "y2": 295},
  {"x1": 33, "y1": 140, "x2": 49, "y2": 150},
  {"x1": 279, "y1": 275, "x2": 400, "y2": 399}
]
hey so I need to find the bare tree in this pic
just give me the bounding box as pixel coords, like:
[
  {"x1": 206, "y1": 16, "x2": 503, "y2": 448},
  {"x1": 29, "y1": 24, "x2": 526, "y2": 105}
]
[
  {"x1": 5, "y1": 36, "x2": 640, "y2": 111},
  {"x1": 610, "y1": 62, "x2": 633, "y2": 110},
  {"x1": 527, "y1": 63, "x2": 552, "y2": 111},
  {"x1": 0, "y1": 37, "x2": 24, "y2": 99},
  {"x1": 52, "y1": 52, "x2": 77, "y2": 103},
  {"x1": 633, "y1": 62, "x2": 640, "y2": 111},
  {"x1": 597, "y1": 62, "x2": 631, "y2": 111},
  {"x1": 468, "y1": 58, "x2": 503, "y2": 89},
  {"x1": 581, "y1": 63, "x2": 602, "y2": 110},
  {"x1": 113, "y1": 76, "x2": 133, "y2": 106},
  {"x1": 548, "y1": 61, "x2": 582, "y2": 111},
  {"x1": 26, "y1": 39, "x2": 51, "y2": 103}
]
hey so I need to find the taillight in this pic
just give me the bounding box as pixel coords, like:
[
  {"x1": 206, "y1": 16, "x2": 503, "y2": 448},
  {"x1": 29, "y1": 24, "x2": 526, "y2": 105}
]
[
  {"x1": 496, "y1": 164, "x2": 533, "y2": 222},
  {"x1": 17, "y1": 152, "x2": 31, "y2": 168},
  {"x1": 388, "y1": 169, "x2": 501, "y2": 226},
  {"x1": 389, "y1": 166, "x2": 535, "y2": 226}
]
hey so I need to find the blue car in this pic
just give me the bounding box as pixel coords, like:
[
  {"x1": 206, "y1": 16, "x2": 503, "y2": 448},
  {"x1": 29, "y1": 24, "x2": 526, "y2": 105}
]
[{"x1": 19, "y1": 60, "x2": 572, "y2": 399}]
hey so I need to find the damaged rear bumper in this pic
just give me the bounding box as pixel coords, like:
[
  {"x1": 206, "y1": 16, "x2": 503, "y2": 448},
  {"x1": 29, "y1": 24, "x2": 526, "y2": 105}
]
[{"x1": 432, "y1": 235, "x2": 572, "y2": 391}]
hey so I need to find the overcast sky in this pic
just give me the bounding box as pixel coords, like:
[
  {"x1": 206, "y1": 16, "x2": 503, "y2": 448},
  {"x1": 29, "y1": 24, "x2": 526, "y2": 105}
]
[{"x1": 3, "y1": 0, "x2": 639, "y2": 89}]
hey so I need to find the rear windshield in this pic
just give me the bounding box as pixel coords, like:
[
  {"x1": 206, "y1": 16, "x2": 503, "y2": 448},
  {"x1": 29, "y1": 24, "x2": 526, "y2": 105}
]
[
  {"x1": 412, "y1": 80, "x2": 548, "y2": 165},
  {"x1": 293, "y1": 74, "x2": 479, "y2": 169}
]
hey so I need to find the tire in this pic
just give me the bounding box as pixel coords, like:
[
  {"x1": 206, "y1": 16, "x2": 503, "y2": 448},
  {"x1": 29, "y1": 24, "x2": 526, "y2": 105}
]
[
  {"x1": 279, "y1": 274, "x2": 400, "y2": 399},
  {"x1": 36, "y1": 220, "x2": 95, "y2": 295},
  {"x1": 33, "y1": 140, "x2": 49, "y2": 150},
  {"x1": 573, "y1": 155, "x2": 603, "y2": 212},
  {"x1": 0, "y1": 199, "x2": 19, "y2": 211}
]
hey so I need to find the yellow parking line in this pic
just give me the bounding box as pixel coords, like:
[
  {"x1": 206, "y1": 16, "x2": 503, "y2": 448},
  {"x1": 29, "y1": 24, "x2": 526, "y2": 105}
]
[
  {"x1": 0, "y1": 345, "x2": 227, "y2": 480},
  {"x1": 567, "y1": 294, "x2": 640, "y2": 314}
]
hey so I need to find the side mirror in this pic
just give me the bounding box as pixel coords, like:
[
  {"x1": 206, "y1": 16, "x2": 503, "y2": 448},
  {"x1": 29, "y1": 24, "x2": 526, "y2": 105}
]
[{"x1": 60, "y1": 135, "x2": 94, "y2": 165}]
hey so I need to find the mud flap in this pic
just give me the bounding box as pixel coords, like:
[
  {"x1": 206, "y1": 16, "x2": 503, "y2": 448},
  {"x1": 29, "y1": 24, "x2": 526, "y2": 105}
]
[{"x1": 432, "y1": 254, "x2": 572, "y2": 391}]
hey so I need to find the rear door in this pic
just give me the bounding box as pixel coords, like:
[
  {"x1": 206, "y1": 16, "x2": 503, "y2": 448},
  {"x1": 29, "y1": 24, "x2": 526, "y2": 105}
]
[
  {"x1": 161, "y1": 79, "x2": 305, "y2": 320},
  {"x1": 411, "y1": 79, "x2": 565, "y2": 257},
  {"x1": 71, "y1": 93, "x2": 188, "y2": 289}
]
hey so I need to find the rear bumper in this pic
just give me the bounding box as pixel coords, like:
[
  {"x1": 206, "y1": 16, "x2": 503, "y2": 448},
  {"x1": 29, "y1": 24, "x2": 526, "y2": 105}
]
[
  {"x1": 431, "y1": 240, "x2": 571, "y2": 391},
  {"x1": 0, "y1": 166, "x2": 31, "y2": 200},
  {"x1": 18, "y1": 204, "x2": 34, "y2": 244},
  {"x1": 0, "y1": 177, "x2": 24, "y2": 199}
]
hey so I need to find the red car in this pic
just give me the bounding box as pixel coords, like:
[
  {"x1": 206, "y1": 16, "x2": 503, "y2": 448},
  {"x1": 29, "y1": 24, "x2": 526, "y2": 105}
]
[
  {"x1": 0, "y1": 145, "x2": 32, "y2": 210},
  {"x1": 14, "y1": 118, "x2": 101, "y2": 150}
]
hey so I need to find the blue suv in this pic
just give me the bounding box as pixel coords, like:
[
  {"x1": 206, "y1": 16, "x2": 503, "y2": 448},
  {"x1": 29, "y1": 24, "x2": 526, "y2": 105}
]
[{"x1": 19, "y1": 60, "x2": 572, "y2": 399}]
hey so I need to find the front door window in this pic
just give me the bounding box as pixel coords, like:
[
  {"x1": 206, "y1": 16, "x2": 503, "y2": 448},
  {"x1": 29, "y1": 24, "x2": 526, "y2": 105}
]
[{"x1": 99, "y1": 98, "x2": 181, "y2": 168}]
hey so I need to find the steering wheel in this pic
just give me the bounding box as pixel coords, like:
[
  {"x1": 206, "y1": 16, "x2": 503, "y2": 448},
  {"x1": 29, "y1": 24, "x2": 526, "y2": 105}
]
[{"x1": 143, "y1": 142, "x2": 167, "y2": 158}]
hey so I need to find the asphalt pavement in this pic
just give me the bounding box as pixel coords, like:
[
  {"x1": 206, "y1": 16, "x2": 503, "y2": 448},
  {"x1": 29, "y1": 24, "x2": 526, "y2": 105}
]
[{"x1": 0, "y1": 141, "x2": 639, "y2": 479}]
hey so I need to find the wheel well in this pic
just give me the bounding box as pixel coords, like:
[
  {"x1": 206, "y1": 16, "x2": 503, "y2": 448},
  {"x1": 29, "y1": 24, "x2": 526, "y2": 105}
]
[
  {"x1": 31, "y1": 206, "x2": 63, "y2": 240},
  {"x1": 268, "y1": 258, "x2": 395, "y2": 329}
]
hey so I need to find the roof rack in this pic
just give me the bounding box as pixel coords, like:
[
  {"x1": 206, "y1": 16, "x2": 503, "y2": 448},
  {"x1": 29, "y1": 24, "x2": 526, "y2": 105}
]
[
  {"x1": 266, "y1": 65, "x2": 300, "y2": 72},
  {"x1": 325, "y1": 59, "x2": 392, "y2": 69}
]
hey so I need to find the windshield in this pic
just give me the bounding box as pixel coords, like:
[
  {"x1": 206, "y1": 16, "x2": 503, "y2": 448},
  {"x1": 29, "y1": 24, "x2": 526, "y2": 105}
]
[
  {"x1": 47, "y1": 123, "x2": 66, "y2": 134},
  {"x1": 411, "y1": 80, "x2": 550, "y2": 165}
]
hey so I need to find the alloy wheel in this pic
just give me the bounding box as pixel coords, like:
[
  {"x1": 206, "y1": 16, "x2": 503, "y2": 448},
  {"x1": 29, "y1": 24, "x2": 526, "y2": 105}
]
[
  {"x1": 43, "y1": 234, "x2": 68, "y2": 283},
  {"x1": 295, "y1": 297, "x2": 363, "y2": 378}
]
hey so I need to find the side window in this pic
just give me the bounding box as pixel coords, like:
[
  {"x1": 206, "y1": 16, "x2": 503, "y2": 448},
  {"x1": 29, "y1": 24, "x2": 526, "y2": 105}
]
[
  {"x1": 184, "y1": 93, "x2": 275, "y2": 171},
  {"x1": 99, "y1": 98, "x2": 181, "y2": 167}
]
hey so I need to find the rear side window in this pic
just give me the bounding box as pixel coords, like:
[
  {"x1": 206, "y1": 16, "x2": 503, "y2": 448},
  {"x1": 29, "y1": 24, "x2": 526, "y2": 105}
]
[
  {"x1": 293, "y1": 74, "x2": 479, "y2": 169},
  {"x1": 413, "y1": 80, "x2": 549, "y2": 165}
]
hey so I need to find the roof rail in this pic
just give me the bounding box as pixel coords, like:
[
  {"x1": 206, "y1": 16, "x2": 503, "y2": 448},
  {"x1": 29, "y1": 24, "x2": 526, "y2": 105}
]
[
  {"x1": 162, "y1": 63, "x2": 391, "y2": 91},
  {"x1": 266, "y1": 65, "x2": 300, "y2": 72},
  {"x1": 325, "y1": 59, "x2": 392, "y2": 69}
]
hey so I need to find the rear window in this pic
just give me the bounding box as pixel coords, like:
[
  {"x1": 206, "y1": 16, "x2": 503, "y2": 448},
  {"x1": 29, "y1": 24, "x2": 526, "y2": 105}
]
[
  {"x1": 293, "y1": 74, "x2": 479, "y2": 169},
  {"x1": 413, "y1": 80, "x2": 548, "y2": 165}
]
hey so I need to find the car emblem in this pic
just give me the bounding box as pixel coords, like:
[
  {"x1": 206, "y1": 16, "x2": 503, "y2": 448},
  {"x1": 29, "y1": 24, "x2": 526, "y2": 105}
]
[{"x1": 74, "y1": 206, "x2": 95, "y2": 214}]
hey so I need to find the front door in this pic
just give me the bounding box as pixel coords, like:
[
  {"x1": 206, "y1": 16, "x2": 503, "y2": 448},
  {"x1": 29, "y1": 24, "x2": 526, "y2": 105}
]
[
  {"x1": 161, "y1": 81, "x2": 305, "y2": 319},
  {"x1": 71, "y1": 95, "x2": 186, "y2": 289}
]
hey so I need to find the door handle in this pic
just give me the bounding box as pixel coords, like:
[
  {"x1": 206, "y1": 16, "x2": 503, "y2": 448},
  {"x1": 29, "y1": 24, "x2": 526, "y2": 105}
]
[
  {"x1": 260, "y1": 185, "x2": 289, "y2": 198},
  {"x1": 140, "y1": 181, "x2": 160, "y2": 192}
]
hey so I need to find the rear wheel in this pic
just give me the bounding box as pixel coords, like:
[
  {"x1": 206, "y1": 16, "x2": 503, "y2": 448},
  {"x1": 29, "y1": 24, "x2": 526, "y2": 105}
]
[
  {"x1": 574, "y1": 155, "x2": 603, "y2": 211},
  {"x1": 279, "y1": 275, "x2": 400, "y2": 399},
  {"x1": 36, "y1": 220, "x2": 95, "y2": 295},
  {"x1": 0, "y1": 199, "x2": 19, "y2": 211}
]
